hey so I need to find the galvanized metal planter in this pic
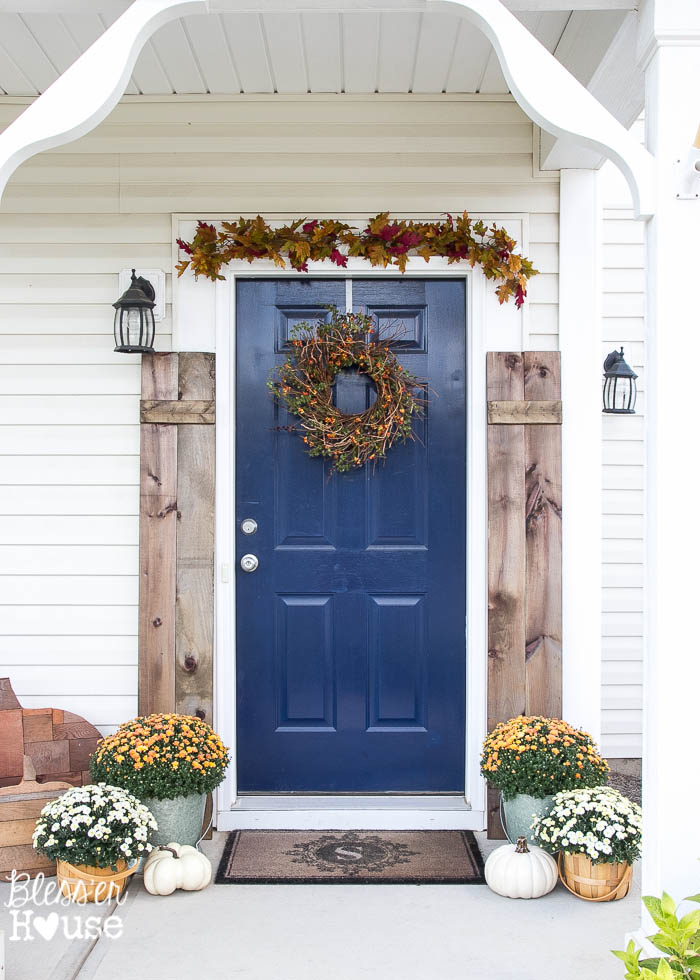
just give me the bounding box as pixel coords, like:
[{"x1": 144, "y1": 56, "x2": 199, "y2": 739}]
[
  {"x1": 501, "y1": 793, "x2": 555, "y2": 845},
  {"x1": 141, "y1": 792, "x2": 206, "y2": 847}
]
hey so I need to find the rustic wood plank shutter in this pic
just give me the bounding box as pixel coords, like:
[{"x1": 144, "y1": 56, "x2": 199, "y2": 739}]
[
  {"x1": 486, "y1": 351, "x2": 562, "y2": 837},
  {"x1": 139, "y1": 352, "x2": 215, "y2": 723}
]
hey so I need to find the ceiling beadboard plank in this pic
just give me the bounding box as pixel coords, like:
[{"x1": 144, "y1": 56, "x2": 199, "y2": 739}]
[
  {"x1": 478, "y1": 50, "x2": 510, "y2": 94},
  {"x1": 0, "y1": 42, "x2": 37, "y2": 95},
  {"x1": 377, "y1": 11, "x2": 421, "y2": 92},
  {"x1": 59, "y1": 12, "x2": 104, "y2": 49},
  {"x1": 444, "y1": 18, "x2": 492, "y2": 93},
  {"x1": 58, "y1": 12, "x2": 136, "y2": 94},
  {"x1": 150, "y1": 18, "x2": 206, "y2": 95},
  {"x1": 262, "y1": 13, "x2": 306, "y2": 94},
  {"x1": 178, "y1": 15, "x2": 240, "y2": 94},
  {"x1": 20, "y1": 14, "x2": 81, "y2": 74},
  {"x1": 131, "y1": 40, "x2": 173, "y2": 95},
  {"x1": 412, "y1": 13, "x2": 456, "y2": 93},
  {"x1": 87, "y1": 7, "x2": 136, "y2": 92},
  {"x1": 301, "y1": 12, "x2": 341, "y2": 93},
  {"x1": 221, "y1": 13, "x2": 274, "y2": 94},
  {"x1": 342, "y1": 12, "x2": 379, "y2": 94},
  {"x1": 0, "y1": 13, "x2": 58, "y2": 92}
]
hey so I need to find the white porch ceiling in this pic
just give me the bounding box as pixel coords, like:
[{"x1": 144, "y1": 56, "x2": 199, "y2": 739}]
[{"x1": 0, "y1": 8, "x2": 592, "y2": 97}]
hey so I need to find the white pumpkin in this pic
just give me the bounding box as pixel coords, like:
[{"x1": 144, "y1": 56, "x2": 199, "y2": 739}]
[
  {"x1": 143, "y1": 843, "x2": 212, "y2": 896},
  {"x1": 484, "y1": 836, "x2": 557, "y2": 899}
]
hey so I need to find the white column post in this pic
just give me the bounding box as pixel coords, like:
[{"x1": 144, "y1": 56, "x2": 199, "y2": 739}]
[
  {"x1": 639, "y1": 0, "x2": 700, "y2": 907},
  {"x1": 559, "y1": 169, "x2": 602, "y2": 744}
]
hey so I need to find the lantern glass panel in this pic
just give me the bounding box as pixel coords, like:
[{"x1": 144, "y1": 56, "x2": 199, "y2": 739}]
[
  {"x1": 603, "y1": 374, "x2": 637, "y2": 413},
  {"x1": 126, "y1": 309, "x2": 141, "y2": 347}
]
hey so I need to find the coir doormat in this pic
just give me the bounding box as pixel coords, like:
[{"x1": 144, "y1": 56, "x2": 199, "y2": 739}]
[{"x1": 215, "y1": 830, "x2": 485, "y2": 884}]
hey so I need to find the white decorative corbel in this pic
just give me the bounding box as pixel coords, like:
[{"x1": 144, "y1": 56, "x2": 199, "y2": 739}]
[
  {"x1": 0, "y1": 0, "x2": 655, "y2": 218},
  {"x1": 0, "y1": 0, "x2": 208, "y2": 203},
  {"x1": 430, "y1": 0, "x2": 656, "y2": 218}
]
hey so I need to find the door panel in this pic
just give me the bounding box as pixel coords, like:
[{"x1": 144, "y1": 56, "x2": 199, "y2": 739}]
[{"x1": 236, "y1": 277, "x2": 466, "y2": 792}]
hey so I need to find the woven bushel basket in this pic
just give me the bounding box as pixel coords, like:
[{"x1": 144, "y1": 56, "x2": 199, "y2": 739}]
[
  {"x1": 56, "y1": 858, "x2": 137, "y2": 903},
  {"x1": 558, "y1": 852, "x2": 632, "y2": 902}
]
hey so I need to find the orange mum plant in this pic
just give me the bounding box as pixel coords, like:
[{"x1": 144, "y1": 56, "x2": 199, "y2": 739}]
[
  {"x1": 90, "y1": 713, "x2": 230, "y2": 801},
  {"x1": 480, "y1": 715, "x2": 609, "y2": 801}
]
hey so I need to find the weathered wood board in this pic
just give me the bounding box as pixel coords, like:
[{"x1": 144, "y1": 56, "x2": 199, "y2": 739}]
[
  {"x1": 175, "y1": 354, "x2": 215, "y2": 724},
  {"x1": 139, "y1": 353, "x2": 178, "y2": 716},
  {"x1": 487, "y1": 400, "x2": 562, "y2": 425},
  {"x1": 141, "y1": 399, "x2": 215, "y2": 424},
  {"x1": 487, "y1": 352, "x2": 527, "y2": 838},
  {"x1": 486, "y1": 352, "x2": 562, "y2": 838},
  {"x1": 139, "y1": 353, "x2": 216, "y2": 724},
  {"x1": 523, "y1": 353, "x2": 562, "y2": 720}
]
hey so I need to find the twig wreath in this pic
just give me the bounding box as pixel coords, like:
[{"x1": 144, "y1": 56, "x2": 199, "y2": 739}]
[
  {"x1": 176, "y1": 211, "x2": 538, "y2": 307},
  {"x1": 267, "y1": 307, "x2": 425, "y2": 473}
]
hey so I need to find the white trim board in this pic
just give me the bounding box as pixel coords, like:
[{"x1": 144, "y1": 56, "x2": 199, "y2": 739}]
[
  {"x1": 174, "y1": 218, "x2": 528, "y2": 831},
  {"x1": 217, "y1": 801, "x2": 485, "y2": 832}
]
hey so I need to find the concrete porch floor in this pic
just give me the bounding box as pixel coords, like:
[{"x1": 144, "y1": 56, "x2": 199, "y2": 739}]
[{"x1": 1, "y1": 832, "x2": 641, "y2": 980}]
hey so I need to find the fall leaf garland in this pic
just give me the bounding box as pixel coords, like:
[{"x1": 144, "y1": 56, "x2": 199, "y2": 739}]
[
  {"x1": 176, "y1": 211, "x2": 538, "y2": 308},
  {"x1": 268, "y1": 307, "x2": 425, "y2": 474}
]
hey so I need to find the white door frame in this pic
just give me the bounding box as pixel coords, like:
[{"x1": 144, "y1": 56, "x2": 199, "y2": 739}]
[{"x1": 211, "y1": 257, "x2": 490, "y2": 830}]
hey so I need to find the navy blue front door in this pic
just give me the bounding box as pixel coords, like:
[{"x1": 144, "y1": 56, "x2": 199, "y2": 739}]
[{"x1": 236, "y1": 278, "x2": 466, "y2": 792}]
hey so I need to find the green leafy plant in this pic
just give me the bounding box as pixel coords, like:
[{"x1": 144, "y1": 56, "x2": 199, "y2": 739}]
[
  {"x1": 267, "y1": 306, "x2": 425, "y2": 473},
  {"x1": 176, "y1": 211, "x2": 538, "y2": 308},
  {"x1": 533, "y1": 786, "x2": 641, "y2": 864},
  {"x1": 32, "y1": 783, "x2": 157, "y2": 871},
  {"x1": 614, "y1": 892, "x2": 700, "y2": 978},
  {"x1": 480, "y1": 715, "x2": 609, "y2": 800},
  {"x1": 90, "y1": 713, "x2": 230, "y2": 801}
]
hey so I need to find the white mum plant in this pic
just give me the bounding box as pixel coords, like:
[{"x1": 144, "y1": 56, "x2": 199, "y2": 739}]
[
  {"x1": 33, "y1": 783, "x2": 157, "y2": 871},
  {"x1": 532, "y1": 786, "x2": 641, "y2": 865}
]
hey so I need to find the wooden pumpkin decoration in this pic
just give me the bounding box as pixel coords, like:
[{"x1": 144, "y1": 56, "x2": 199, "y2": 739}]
[
  {"x1": 484, "y1": 836, "x2": 557, "y2": 899},
  {"x1": 143, "y1": 843, "x2": 212, "y2": 895},
  {"x1": 0, "y1": 677, "x2": 101, "y2": 789}
]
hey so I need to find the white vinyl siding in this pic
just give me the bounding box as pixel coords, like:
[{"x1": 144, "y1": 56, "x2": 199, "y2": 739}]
[
  {"x1": 0, "y1": 93, "x2": 559, "y2": 737},
  {"x1": 599, "y1": 119, "x2": 645, "y2": 758},
  {"x1": 527, "y1": 212, "x2": 559, "y2": 350}
]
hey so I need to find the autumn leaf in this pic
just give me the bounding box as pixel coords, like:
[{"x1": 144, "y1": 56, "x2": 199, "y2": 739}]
[
  {"x1": 496, "y1": 283, "x2": 512, "y2": 304},
  {"x1": 291, "y1": 240, "x2": 311, "y2": 263},
  {"x1": 366, "y1": 212, "x2": 390, "y2": 235}
]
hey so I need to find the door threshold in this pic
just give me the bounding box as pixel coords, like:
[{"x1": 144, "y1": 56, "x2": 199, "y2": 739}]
[
  {"x1": 232, "y1": 795, "x2": 471, "y2": 810},
  {"x1": 216, "y1": 796, "x2": 484, "y2": 831}
]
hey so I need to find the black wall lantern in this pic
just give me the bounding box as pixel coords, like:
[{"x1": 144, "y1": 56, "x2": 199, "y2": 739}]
[
  {"x1": 603, "y1": 347, "x2": 637, "y2": 414},
  {"x1": 113, "y1": 269, "x2": 156, "y2": 353}
]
